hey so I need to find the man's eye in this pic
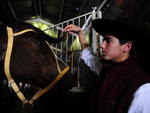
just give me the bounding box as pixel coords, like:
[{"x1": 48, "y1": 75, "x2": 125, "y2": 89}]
[
  {"x1": 106, "y1": 39, "x2": 110, "y2": 43},
  {"x1": 103, "y1": 38, "x2": 110, "y2": 43}
]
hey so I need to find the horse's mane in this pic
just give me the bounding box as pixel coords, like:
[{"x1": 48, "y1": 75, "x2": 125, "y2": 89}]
[{"x1": 4, "y1": 21, "x2": 66, "y2": 44}]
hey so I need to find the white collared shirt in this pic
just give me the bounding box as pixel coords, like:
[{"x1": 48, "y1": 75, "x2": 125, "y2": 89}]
[
  {"x1": 80, "y1": 47, "x2": 102, "y2": 76},
  {"x1": 80, "y1": 47, "x2": 150, "y2": 113},
  {"x1": 128, "y1": 83, "x2": 150, "y2": 113}
]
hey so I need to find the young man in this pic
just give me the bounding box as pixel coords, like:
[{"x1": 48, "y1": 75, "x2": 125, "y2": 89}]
[{"x1": 64, "y1": 18, "x2": 150, "y2": 113}]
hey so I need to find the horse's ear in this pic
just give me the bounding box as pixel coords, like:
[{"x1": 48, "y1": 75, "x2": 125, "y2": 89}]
[{"x1": 0, "y1": 0, "x2": 18, "y2": 27}]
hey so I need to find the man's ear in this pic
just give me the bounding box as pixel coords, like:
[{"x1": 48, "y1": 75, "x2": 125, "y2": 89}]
[{"x1": 123, "y1": 41, "x2": 132, "y2": 52}]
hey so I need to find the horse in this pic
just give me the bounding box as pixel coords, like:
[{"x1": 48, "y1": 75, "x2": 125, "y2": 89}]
[{"x1": 0, "y1": 21, "x2": 74, "y2": 113}]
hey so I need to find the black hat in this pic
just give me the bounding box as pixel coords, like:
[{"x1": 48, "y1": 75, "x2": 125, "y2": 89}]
[
  {"x1": 92, "y1": 18, "x2": 150, "y2": 56},
  {"x1": 92, "y1": 18, "x2": 142, "y2": 43}
]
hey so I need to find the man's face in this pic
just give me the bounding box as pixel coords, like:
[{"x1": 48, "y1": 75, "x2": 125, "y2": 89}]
[{"x1": 100, "y1": 34, "x2": 130, "y2": 62}]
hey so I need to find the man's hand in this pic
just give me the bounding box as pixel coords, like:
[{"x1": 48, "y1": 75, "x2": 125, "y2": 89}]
[
  {"x1": 63, "y1": 24, "x2": 82, "y2": 34},
  {"x1": 64, "y1": 24, "x2": 89, "y2": 50}
]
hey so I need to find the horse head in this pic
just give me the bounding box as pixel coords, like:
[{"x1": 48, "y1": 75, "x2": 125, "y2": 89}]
[{"x1": 0, "y1": 22, "x2": 72, "y2": 107}]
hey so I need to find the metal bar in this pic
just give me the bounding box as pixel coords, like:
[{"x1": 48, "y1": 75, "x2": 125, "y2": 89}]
[
  {"x1": 78, "y1": 0, "x2": 88, "y2": 15},
  {"x1": 60, "y1": 24, "x2": 63, "y2": 59},
  {"x1": 65, "y1": 21, "x2": 69, "y2": 64},
  {"x1": 38, "y1": 0, "x2": 42, "y2": 17},
  {"x1": 92, "y1": 9, "x2": 97, "y2": 54},
  {"x1": 7, "y1": 1, "x2": 18, "y2": 20},
  {"x1": 97, "y1": 0, "x2": 108, "y2": 11},
  {"x1": 59, "y1": 0, "x2": 64, "y2": 22},
  {"x1": 81, "y1": 7, "x2": 97, "y2": 32},
  {"x1": 48, "y1": 12, "x2": 92, "y2": 29},
  {"x1": 32, "y1": 0, "x2": 38, "y2": 16}
]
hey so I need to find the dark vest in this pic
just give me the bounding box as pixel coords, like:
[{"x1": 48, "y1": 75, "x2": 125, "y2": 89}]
[{"x1": 91, "y1": 55, "x2": 150, "y2": 113}]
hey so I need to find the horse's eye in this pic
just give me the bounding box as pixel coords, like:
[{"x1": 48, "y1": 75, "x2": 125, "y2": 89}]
[
  {"x1": 38, "y1": 41, "x2": 46, "y2": 47},
  {"x1": 37, "y1": 41, "x2": 42, "y2": 45},
  {"x1": 32, "y1": 39, "x2": 45, "y2": 47}
]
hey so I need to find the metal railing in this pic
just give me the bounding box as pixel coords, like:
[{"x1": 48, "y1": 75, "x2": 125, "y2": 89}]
[{"x1": 27, "y1": 7, "x2": 103, "y2": 90}]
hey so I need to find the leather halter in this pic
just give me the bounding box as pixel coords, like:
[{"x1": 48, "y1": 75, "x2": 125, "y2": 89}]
[{"x1": 4, "y1": 26, "x2": 70, "y2": 105}]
